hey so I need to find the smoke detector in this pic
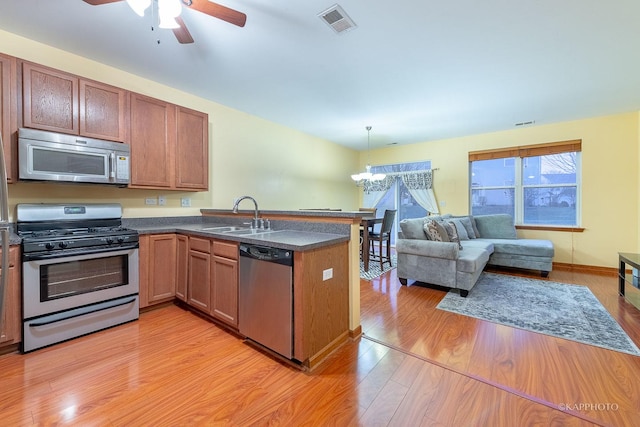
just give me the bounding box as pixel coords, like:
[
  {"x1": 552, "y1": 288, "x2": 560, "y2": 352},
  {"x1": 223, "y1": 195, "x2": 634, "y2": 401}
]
[{"x1": 318, "y1": 4, "x2": 357, "y2": 34}]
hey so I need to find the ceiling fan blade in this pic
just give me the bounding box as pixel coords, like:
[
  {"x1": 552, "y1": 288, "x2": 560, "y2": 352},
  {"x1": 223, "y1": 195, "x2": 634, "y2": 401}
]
[
  {"x1": 172, "y1": 16, "x2": 194, "y2": 44},
  {"x1": 188, "y1": 0, "x2": 247, "y2": 27},
  {"x1": 82, "y1": 0, "x2": 124, "y2": 5}
]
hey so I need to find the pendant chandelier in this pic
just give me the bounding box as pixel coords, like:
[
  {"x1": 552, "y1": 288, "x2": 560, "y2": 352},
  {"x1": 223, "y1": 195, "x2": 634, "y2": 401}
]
[{"x1": 351, "y1": 126, "x2": 386, "y2": 184}]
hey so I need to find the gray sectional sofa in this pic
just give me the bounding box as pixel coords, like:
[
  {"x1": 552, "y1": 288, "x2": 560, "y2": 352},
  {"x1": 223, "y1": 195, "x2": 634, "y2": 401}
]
[{"x1": 396, "y1": 214, "x2": 554, "y2": 296}]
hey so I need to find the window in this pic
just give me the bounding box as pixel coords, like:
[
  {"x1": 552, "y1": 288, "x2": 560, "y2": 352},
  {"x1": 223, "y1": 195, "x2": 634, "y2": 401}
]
[
  {"x1": 369, "y1": 161, "x2": 432, "y2": 245},
  {"x1": 469, "y1": 140, "x2": 581, "y2": 226}
]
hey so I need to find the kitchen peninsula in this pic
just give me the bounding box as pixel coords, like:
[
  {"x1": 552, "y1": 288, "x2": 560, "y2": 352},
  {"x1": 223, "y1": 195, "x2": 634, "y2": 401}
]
[{"x1": 127, "y1": 209, "x2": 364, "y2": 369}]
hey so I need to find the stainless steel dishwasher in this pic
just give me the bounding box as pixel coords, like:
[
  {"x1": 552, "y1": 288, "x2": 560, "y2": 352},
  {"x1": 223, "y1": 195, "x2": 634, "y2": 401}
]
[{"x1": 239, "y1": 244, "x2": 294, "y2": 359}]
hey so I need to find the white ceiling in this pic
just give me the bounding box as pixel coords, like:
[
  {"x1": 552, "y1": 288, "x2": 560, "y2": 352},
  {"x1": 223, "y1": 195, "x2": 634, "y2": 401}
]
[{"x1": 1, "y1": 0, "x2": 640, "y2": 150}]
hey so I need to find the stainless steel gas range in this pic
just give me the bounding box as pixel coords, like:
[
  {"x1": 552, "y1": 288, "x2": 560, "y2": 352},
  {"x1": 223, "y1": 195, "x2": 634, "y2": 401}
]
[{"x1": 17, "y1": 203, "x2": 139, "y2": 353}]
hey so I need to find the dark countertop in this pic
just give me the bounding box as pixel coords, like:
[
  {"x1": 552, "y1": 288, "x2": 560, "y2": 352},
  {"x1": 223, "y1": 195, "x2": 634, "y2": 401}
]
[{"x1": 131, "y1": 222, "x2": 349, "y2": 252}]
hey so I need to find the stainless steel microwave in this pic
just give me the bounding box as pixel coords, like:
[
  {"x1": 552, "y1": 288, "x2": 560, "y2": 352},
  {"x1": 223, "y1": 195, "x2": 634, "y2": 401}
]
[{"x1": 18, "y1": 128, "x2": 130, "y2": 186}]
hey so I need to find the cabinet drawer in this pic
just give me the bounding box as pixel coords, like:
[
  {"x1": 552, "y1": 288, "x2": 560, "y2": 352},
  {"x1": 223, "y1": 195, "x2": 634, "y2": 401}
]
[
  {"x1": 189, "y1": 237, "x2": 211, "y2": 253},
  {"x1": 213, "y1": 241, "x2": 238, "y2": 259}
]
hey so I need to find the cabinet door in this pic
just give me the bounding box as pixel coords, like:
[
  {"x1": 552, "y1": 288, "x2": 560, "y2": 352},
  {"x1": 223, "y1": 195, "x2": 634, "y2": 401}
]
[
  {"x1": 175, "y1": 235, "x2": 188, "y2": 301},
  {"x1": 129, "y1": 93, "x2": 175, "y2": 188},
  {"x1": 211, "y1": 255, "x2": 238, "y2": 327},
  {"x1": 175, "y1": 106, "x2": 208, "y2": 190},
  {"x1": 0, "y1": 54, "x2": 16, "y2": 183},
  {"x1": 147, "y1": 234, "x2": 177, "y2": 304},
  {"x1": 79, "y1": 79, "x2": 129, "y2": 142},
  {"x1": 22, "y1": 62, "x2": 79, "y2": 134},
  {"x1": 0, "y1": 247, "x2": 21, "y2": 346},
  {"x1": 188, "y1": 249, "x2": 211, "y2": 313}
]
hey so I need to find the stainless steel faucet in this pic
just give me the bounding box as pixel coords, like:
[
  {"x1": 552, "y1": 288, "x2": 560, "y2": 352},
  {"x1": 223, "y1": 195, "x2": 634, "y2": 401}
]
[{"x1": 232, "y1": 196, "x2": 261, "y2": 229}]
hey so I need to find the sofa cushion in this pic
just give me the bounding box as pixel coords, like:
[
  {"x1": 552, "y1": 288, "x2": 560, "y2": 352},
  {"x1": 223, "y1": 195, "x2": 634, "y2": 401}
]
[
  {"x1": 474, "y1": 214, "x2": 517, "y2": 239},
  {"x1": 480, "y1": 238, "x2": 554, "y2": 257},
  {"x1": 448, "y1": 219, "x2": 470, "y2": 240},
  {"x1": 399, "y1": 217, "x2": 428, "y2": 240},
  {"x1": 442, "y1": 221, "x2": 462, "y2": 249},
  {"x1": 424, "y1": 219, "x2": 450, "y2": 242},
  {"x1": 456, "y1": 246, "x2": 491, "y2": 274},
  {"x1": 452, "y1": 216, "x2": 477, "y2": 238}
]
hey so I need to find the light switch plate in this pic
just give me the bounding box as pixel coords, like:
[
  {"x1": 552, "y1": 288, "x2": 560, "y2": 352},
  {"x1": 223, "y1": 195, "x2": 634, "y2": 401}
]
[
  {"x1": 322, "y1": 268, "x2": 333, "y2": 281},
  {"x1": 158, "y1": 195, "x2": 166, "y2": 206},
  {"x1": 181, "y1": 197, "x2": 191, "y2": 207},
  {"x1": 145, "y1": 197, "x2": 157, "y2": 205}
]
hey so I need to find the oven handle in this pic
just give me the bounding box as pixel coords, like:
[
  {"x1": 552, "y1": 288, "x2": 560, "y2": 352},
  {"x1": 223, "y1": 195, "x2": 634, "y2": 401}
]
[
  {"x1": 27, "y1": 296, "x2": 137, "y2": 327},
  {"x1": 22, "y1": 244, "x2": 139, "y2": 261}
]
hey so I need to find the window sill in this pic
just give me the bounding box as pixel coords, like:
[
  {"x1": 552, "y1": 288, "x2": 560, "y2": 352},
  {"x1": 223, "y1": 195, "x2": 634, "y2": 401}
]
[{"x1": 516, "y1": 225, "x2": 584, "y2": 232}]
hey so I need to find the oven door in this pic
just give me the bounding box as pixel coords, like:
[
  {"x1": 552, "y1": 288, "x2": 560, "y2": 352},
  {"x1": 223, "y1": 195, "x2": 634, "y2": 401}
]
[{"x1": 22, "y1": 248, "x2": 139, "y2": 320}]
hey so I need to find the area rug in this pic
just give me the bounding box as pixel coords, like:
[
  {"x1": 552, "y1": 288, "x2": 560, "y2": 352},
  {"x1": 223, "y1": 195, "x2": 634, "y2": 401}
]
[
  {"x1": 360, "y1": 255, "x2": 396, "y2": 280},
  {"x1": 437, "y1": 273, "x2": 640, "y2": 356}
]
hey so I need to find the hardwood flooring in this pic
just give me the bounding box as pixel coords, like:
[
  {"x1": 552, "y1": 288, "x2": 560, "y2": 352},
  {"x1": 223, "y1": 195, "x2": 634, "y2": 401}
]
[{"x1": 0, "y1": 266, "x2": 638, "y2": 425}]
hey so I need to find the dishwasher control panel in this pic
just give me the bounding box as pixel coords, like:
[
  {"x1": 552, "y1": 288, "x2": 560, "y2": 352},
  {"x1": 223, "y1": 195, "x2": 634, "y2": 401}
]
[{"x1": 239, "y1": 244, "x2": 293, "y2": 266}]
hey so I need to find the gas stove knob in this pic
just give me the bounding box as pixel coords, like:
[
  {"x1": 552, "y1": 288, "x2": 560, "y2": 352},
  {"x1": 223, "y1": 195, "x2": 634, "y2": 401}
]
[
  {"x1": 45, "y1": 242, "x2": 55, "y2": 250},
  {"x1": 58, "y1": 241, "x2": 68, "y2": 249},
  {"x1": 106, "y1": 237, "x2": 114, "y2": 245},
  {"x1": 117, "y1": 236, "x2": 125, "y2": 243}
]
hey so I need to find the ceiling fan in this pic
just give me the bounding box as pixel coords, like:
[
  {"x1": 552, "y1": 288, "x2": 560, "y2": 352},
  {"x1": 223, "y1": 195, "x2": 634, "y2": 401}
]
[{"x1": 83, "y1": 0, "x2": 247, "y2": 44}]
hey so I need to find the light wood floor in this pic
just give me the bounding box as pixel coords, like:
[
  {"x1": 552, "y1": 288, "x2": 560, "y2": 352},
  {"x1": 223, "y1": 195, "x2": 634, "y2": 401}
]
[{"x1": 1, "y1": 266, "x2": 638, "y2": 426}]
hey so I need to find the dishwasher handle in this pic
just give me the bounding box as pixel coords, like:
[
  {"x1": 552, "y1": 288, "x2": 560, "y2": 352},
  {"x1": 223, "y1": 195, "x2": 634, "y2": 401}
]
[{"x1": 239, "y1": 244, "x2": 293, "y2": 267}]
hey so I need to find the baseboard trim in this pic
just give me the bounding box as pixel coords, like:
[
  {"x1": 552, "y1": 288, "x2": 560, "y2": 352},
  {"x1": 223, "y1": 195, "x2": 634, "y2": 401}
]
[
  {"x1": 349, "y1": 325, "x2": 362, "y2": 340},
  {"x1": 553, "y1": 262, "x2": 617, "y2": 276}
]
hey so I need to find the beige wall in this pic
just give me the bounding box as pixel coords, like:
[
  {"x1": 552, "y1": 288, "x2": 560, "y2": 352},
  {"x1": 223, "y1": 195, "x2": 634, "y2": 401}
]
[
  {"x1": 363, "y1": 113, "x2": 640, "y2": 269},
  {"x1": 0, "y1": 30, "x2": 360, "y2": 220}
]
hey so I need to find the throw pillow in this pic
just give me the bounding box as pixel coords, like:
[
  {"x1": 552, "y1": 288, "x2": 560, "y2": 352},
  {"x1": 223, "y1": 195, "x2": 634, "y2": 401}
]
[
  {"x1": 448, "y1": 219, "x2": 470, "y2": 240},
  {"x1": 423, "y1": 219, "x2": 450, "y2": 242},
  {"x1": 442, "y1": 221, "x2": 462, "y2": 249},
  {"x1": 469, "y1": 215, "x2": 481, "y2": 238},
  {"x1": 457, "y1": 216, "x2": 476, "y2": 239},
  {"x1": 400, "y1": 217, "x2": 429, "y2": 240}
]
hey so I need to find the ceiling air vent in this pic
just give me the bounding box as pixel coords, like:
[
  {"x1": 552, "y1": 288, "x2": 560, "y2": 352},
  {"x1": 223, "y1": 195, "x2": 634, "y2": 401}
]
[{"x1": 318, "y1": 4, "x2": 357, "y2": 34}]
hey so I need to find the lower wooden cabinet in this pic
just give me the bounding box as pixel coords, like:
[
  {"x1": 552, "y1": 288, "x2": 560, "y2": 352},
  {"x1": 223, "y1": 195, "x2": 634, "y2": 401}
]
[
  {"x1": 175, "y1": 235, "x2": 188, "y2": 302},
  {"x1": 211, "y1": 241, "x2": 238, "y2": 327},
  {"x1": 0, "y1": 247, "x2": 21, "y2": 347},
  {"x1": 138, "y1": 233, "x2": 239, "y2": 329},
  {"x1": 139, "y1": 234, "x2": 177, "y2": 308},
  {"x1": 188, "y1": 237, "x2": 211, "y2": 313}
]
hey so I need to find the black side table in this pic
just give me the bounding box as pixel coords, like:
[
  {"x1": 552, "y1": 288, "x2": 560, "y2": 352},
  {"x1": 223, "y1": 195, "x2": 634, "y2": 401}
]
[{"x1": 619, "y1": 252, "x2": 640, "y2": 310}]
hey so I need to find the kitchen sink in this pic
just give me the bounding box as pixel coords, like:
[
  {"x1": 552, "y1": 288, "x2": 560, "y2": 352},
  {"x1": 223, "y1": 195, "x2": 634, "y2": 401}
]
[
  {"x1": 202, "y1": 226, "x2": 248, "y2": 232},
  {"x1": 224, "y1": 228, "x2": 272, "y2": 235}
]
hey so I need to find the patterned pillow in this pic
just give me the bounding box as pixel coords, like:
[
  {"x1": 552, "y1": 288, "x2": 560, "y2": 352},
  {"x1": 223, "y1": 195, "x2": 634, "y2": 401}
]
[
  {"x1": 448, "y1": 219, "x2": 470, "y2": 240},
  {"x1": 423, "y1": 219, "x2": 450, "y2": 242},
  {"x1": 442, "y1": 221, "x2": 462, "y2": 249}
]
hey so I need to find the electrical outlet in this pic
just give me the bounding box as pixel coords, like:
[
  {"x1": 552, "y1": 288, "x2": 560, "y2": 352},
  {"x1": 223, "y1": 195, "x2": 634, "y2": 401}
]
[
  {"x1": 158, "y1": 195, "x2": 166, "y2": 206},
  {"x1": 145, "y1": 197, "x2": 157, "y2": 205},
  {"x1": 322, "y1": 268, "x2": 333, "y2": 281},
  {"x1": 181, "y1": 197, "x2": 191, "y2": 207}
]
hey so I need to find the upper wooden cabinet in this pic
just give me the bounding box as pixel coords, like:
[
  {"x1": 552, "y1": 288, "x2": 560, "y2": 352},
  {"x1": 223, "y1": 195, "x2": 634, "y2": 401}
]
[
  {"x1": 176, "y1": 106, "x2": 208, "y2": 190},
  {"x1": 21, "y1": 62, "x2": 128, "y2": 142},
  {"x1": 129, "y1": 93, "x2": 175, "y2": 189},
  {"x1": 129, "y1": 93, "x2": 208, "y2": 191},
  {"x1": 0, "y1": 53, "x2": 17, "y2": 182}
]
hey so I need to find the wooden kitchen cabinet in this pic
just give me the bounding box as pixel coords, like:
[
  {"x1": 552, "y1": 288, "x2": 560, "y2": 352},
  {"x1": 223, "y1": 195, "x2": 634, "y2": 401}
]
[
  {"x1": 188, "y1": 237, "x2": 211, "y2": 313},
  {"x1": 175, "y1": 234, "x2": 189, "y2": 302},
  {"x1": 0, "y1": 247, "x2": 22, "y2": 347},
  {"x1": 129, "y1": 93, "x2": 175, "y2": 189},
  {"x1": 21, "y1": 62, "x2": 128, "y2": 142},
  {"x1": 176, "y1": 106, "x2": 208, "y2": 190},
  {"x1": 129, "y1": 93, "x2": 208, "y2": 191},
  {"x1": 139, "y1": 234, "x2": 177, "y2": 308},
  {"x1": 0, "y1": 53, "x2": 17, "y2": 183},
  {"x1": 211, "y1": 240, "x2": 239, "y2": 327}
]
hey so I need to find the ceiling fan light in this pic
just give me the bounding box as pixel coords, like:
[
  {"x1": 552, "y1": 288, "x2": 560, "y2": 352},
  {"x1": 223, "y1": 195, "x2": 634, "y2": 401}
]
[
  {"x1": 158, "y1": 15, "x2": 180, "y2": 29},
  {"x1": 158, "y1": 0, "x2": 182, "y2": 19},
  {"x1": 126, "y1": 0, "x2": 150, "y2": 17}
]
